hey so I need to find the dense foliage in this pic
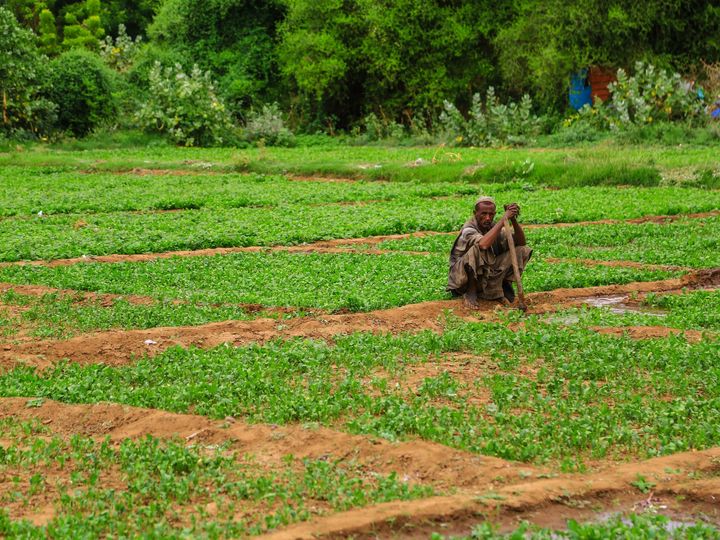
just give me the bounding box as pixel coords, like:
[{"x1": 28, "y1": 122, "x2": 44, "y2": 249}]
[
  {"x1": 2, "y1": 1, "x2": 720, "y2": 142},
  {"x1": 0, "y1": 7, "x2": 55, "y2": 135}
]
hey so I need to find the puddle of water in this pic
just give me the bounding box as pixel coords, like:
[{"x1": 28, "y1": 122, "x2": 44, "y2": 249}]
[{"x1": 582, "y1": 295, "x2": 668, "y2": 317}]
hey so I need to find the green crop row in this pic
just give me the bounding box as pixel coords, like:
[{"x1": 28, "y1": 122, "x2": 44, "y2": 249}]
[
  {"x1": 0, "y1": 290, "x2": 289, "y2": 339},
  {"x1": 0, "y1": 167, "x2": 483, "y2": 216},
  {"x1": 2, "y1": 187, "x2": 719, "y2": 262},
  {"x1": 379, "y1": 216, "x2": 720, "y2": 269},
  {"x1": 0, "y1": 253, "x2": 680, "y2": 312},
  {"x1": 1, "y1": 320, "x2": 717, "y2": 465},
  {"x1": 435, "y1": 513, "x2": 720, "y2": 539},
  {"x1": 0, "y1": 419, "x2": 430, "y2": 538}
]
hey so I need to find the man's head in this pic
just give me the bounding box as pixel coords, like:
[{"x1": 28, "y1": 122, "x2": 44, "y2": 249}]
[{"x1": 474, "y1": 196, "x2": 496, "y2": 233}]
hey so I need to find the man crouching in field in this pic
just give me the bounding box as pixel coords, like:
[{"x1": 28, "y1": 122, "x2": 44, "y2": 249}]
[{"x1": 447, "y1": 196, "x2": 532, "y2": 307}]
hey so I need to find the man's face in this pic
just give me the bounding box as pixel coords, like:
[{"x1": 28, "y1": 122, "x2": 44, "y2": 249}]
[{"x1": 474, "y1": 202, "x2": 496, "y2": 233}]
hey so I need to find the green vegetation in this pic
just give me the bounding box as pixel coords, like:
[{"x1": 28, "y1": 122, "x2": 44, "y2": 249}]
[
  {"x1": 0, "y1": 167, "x2": 481, "y2": 216},
  {"x1": 436, "y1": 513, "x2": 720, "y2": 539},
  {"x1": 0, "y1": 289, "x2": 280, "y2": 339},
  {"x1": 5, "y1": 1, "x2": 720, "y2": 137},
  {"x1": 45, "y1": 49, "x2": 118, "y2": 136},
  {"x1": 1, "y1": 183, "x2": 718, "y2": 261},
  {"x1": 0, "y1": 253, "x2": 679, "y2": 312},
  {"x1": 379, "y1": 216, "x2": 720, "y2": 269},
  {"x1": 1, "y1": 320, "x2": 717, "y2": 465},
  {"x1": 0, "y1": 419, "x2": 431, "y2": 537}
]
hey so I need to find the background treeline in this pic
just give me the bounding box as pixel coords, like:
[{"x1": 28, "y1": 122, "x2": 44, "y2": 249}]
[{"x1": 2, "y1": 0, "x2": 720, "y2": 146}]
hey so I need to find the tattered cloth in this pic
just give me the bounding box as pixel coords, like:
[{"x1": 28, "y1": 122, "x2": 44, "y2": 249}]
[{"x1": 447, "y1": 216, "x2": 532, "y2": 299}]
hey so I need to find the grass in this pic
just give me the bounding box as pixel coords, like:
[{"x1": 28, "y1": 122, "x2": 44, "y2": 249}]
[
  {"x1": 3, "y1": 141, "x2": 719, "y2": 188},
  {"x1": 0, "y1": 419, "x2": 431, "y2": 537},
  {"x1": 0, "y1": 252, "x2": 681, "y2": 312},
  {"x1": 1, "y1": 320, "x2": 717, "y2": 465}
]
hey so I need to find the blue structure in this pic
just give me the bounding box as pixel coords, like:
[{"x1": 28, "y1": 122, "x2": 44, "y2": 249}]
[{"x1": 569, "y1": 69, "x2": 592, "y2": 110}]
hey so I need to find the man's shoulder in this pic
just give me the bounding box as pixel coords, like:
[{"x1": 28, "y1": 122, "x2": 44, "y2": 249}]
[{"x1": 460, "y1": 225, "x2": 481, "y2": 237}]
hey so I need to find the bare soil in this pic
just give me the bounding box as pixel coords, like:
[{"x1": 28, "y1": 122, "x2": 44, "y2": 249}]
[
  {"x1": 591, "y1": 325, "x2": 708, "y2": 342},
  {"x1": 1, "y1": 268, "x2": 716, "y2": 372}
]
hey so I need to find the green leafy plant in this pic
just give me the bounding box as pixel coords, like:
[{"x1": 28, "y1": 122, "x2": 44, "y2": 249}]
[
  {"x1": 440, "y1": 88, "x2": 541, "y2": 147},
  {"x1": 442, "y1": 513, "x2": 719, "y2": 539},
  {"x1": 243, "y1": 103, "x2": 295, "y2": 146},
  {"x1": 630, "y1": 474, "x2": 657, "y2": 494},
  {"x1": 609, "y1": 62, "x2": 706, "y2": 128},
  {"x1": 99, "y1": 23, "x2": 142, "y2": 72},
  {"x1": 359, "y1": 112, "x2": 406, "y2": 142},
  {"x1": 135, "y1": 62, "x2": 234, "y2": 146}
]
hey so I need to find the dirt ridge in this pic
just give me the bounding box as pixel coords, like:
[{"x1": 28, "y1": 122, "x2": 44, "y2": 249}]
[
  {"x1": 1, "y1": 269, "x2": 717, "y2": 371},
  {"x1": 0, "y1": 397, "x2": 537, "y2": 492},
  {"x1": 261, "y1": 449, "x2": 720, "y2": 539}
]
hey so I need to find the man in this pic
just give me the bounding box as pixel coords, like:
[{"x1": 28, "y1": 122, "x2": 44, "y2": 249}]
[{"x1": 447, "y1": 196, "x2": 532, "y2": 307}]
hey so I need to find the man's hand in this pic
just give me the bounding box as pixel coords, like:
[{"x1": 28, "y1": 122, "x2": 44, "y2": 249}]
[{"x1": 503, "y1": 203, "x2": 520, "y2": 221}]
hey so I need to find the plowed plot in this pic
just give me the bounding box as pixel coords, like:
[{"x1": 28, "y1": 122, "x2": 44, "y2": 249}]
[{"x1": 2, "y1": 155, "x2": 720, "y2": 537}]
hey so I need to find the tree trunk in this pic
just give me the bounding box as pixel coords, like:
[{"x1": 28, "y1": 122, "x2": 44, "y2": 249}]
[{"x1": 2, "y1": 91, "x2": 7, "y2": 125}]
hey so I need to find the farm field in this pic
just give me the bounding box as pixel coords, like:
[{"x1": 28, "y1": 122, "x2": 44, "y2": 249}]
[{"x1": 0, "y1": 142, "x2": 719, "y2": 538}]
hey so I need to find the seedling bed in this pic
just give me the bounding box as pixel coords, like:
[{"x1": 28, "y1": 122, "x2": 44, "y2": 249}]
[{"x1": 1, "y1": 147, "x2": 719, "y2": 537}]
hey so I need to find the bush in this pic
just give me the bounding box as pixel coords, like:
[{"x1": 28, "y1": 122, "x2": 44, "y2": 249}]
[
  {"x1": 609, "y1": 61, "x2": 706, "y2": 128},
  {"x1": 45, "y1": 50, "x2": 117, "y2": 136},
  {"x1": 439, "y1": 87, "x2": 541, "y2": 147},
  {"x1": 243, "y1": 103, "x2": 294, "y2": 146},
  {"x1": 135, "y1": 62, "x2": 234, "y2": 146},
  {"x1": 358, "y1": 112, "x2": 406, "y2": 142},
  {"x1": 99, "y1": 24, "x2": 142, "y2": 72}
]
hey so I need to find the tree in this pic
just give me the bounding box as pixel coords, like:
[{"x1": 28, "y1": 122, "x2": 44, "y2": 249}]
[
  {"x1": 278, "y1": 0, "x2": 511, "y2": 128},
  {"x1": 148, "y1": 0, "x2": 285, "y2": 113},
  {"x1": 38, "y1": 8, "x2": 59, "y2": 55},
  {"x1": 494, "y1": 0, "x2": 720, "y2": 110},
  {"x1": 0, "y1": 7, "x2": 46, "y2": 130},
  {"x1": 62, "y1": 0, "x2": 105, "y2": 50}
]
